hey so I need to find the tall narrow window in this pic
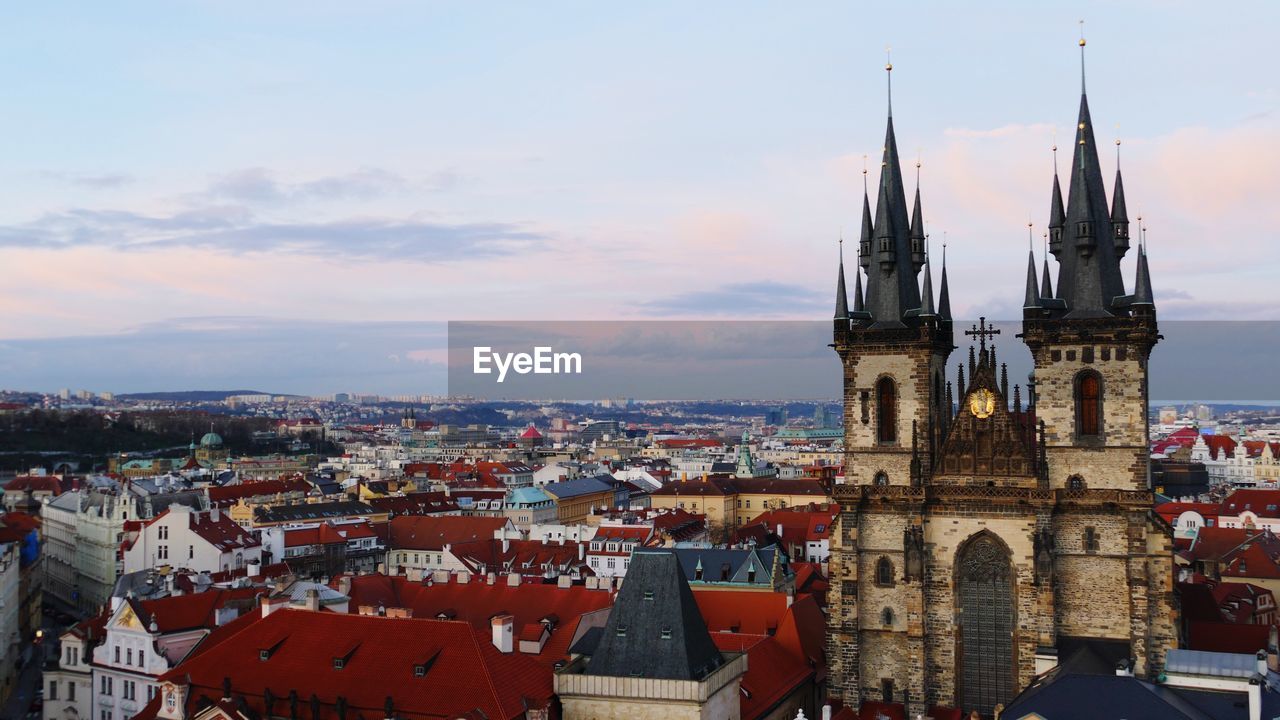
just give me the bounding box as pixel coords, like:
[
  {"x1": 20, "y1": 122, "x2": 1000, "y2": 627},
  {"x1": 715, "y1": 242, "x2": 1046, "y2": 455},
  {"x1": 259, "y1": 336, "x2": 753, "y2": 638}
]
[
  {"x1": 877, "y1": 377, "x2": 897, "y2": 443},
  {"x1": 876, "y1": 556, "x2": 894, "y2": 586},
  {"x1": 1076, "y1": 371, "x2": 1101, "y2": 436}
]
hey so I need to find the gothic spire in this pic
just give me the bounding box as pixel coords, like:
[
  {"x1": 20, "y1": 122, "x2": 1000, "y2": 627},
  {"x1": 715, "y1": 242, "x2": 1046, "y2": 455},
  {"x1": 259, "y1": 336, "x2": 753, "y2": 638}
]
[
  {"x1": 1040, "y1": 232, "x2": 1054, "y2": 298},
  {"x1": 1054, "y1": 93, "x2": 1125, "y2": 317},
  {"x1": 858, "y1": 172, "x2": 873, "y2": 271},
  {"x1": 1048, "y1": 156, "x2": 1066, "y2": 258},
  {"x1": 1111, "y1": 141, "x2": 1131, "y2": 258},
  {"x1": 834, "y1": 238, "x2": 849, "y2": 321},
  {"x1": 938, "y1": 235, "x2": 951, "y2": 320},
  {"x1": 853, "y1": 263, "x2": 864, "y2": 313},
  {"x1": 1133, "y1": 236, "x2": 1154, "y2": 307},
  {"x1": 909, "y1": 162, "x2": 926, "y2": 271},
  {"x1": 1023, "y1": 246, "x2": 1041, "y2": 309},
  {"x1": 920, "y1": 239, "x2": 936, "y2": 316},
  {"x1": 861, "y1": 62, "x2": 923, "y2": 328}
]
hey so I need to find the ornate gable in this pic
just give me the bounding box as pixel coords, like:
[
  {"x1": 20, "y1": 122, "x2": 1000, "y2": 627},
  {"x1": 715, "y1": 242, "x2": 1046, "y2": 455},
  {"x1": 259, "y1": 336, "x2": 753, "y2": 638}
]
[{"x1": 935, "y1": 346, "x2": 1040, "y2": 482}]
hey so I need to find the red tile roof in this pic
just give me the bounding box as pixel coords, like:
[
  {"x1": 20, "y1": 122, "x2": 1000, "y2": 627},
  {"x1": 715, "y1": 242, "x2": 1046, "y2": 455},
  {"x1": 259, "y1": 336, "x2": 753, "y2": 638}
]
[
  {"x1": 1222, "y1": 489, "x2": 1280, "y2": 518},
  {"x1": 285, "y1": 520, "x2": 378, "y2": 548},
  {"x1": 155, "y1": 608, "x2": 553, "y2": 720},
  {"x1": 130, "y1": 586, "x2": 262, "y2": 634},
  {"x1": 187, "y1": 510, "x2": 261, "y2": 551},
  {"x1": 207, "y1": 478, "x2": 311, "y2": 507},
  {"x1": 4, "y1": 475, "x2": 65, "y2": 495},
  {"x1": 338, "y1": 573, "x2": 612, "y2": 669},
  {"x1": 388, "y1": 515, "x2": 510, "y2": 551}
]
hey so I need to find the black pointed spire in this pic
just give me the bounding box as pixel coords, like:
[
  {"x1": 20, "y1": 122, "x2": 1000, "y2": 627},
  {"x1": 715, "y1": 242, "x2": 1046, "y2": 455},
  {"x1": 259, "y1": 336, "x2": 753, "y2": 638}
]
[
  {"x1": 1111, "y1": 141, "x2": 1131, "y2": 258},
  {"x1": 957, "y1": 362, "x2": 966, "y2": 397},
  {"x1": 861, "y1": 60, "x2": 922, "y2": 328},
  {"x1": 1040, "y1": 232, "x2": 1054, "y2": 299},
  {"x1": 1133, "y1": 241, "x2": 1154, "y2": 307},
  {"x1": 938, "y1": 235, "x2": 951, "y2": 320},
  {"x1": 858, "y1": 171, "x2": 873, "y2": 270},
  {"x1": 920, "y1": 239, "x2": 936, "y2": 316},
  {"x1": 1055, "y1": 88, "x2": 1126, "y2": 317},
  {"x1": 909, "y1": 163, "x2": 926, "y2": 271},
  {"x1": 834, "y1": 238, "x2": 849, "y2": 321},
  {"x1": 853, "y1": 263, "x2": 865, "y2": 313},
  {"x1": 1048, "y1": 147, "x2": 1066, "y2": 257},
  {"x1": 1024, "y1": 227, "x2": 1041, "y2": 309}
]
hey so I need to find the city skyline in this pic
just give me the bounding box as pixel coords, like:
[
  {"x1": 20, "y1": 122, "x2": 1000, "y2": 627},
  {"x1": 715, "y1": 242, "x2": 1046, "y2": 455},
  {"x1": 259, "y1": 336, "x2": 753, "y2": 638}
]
[{"x1": 1, "y1": 2, "x2": 1277, "y2": 393}]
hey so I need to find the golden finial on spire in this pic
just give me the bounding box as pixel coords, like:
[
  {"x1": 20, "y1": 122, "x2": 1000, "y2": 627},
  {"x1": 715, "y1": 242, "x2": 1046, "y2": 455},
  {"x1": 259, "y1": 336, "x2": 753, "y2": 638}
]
[
  {"x1": 1078, "y1": 20, "x2": 1086, "y2": 47},
  {"x1": 885, "y1": 45, "x2": 893, "y2": 72},
  {"x1": 1078, "y1": 20, "x2": 1088, "y2": 92}
]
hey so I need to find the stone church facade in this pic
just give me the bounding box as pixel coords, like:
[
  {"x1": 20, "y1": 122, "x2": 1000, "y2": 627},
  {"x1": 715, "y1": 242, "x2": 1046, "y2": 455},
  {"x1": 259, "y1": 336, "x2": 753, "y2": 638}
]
[{"x1": 825, "y1": 55, "x2": 1177, "y2": 717}]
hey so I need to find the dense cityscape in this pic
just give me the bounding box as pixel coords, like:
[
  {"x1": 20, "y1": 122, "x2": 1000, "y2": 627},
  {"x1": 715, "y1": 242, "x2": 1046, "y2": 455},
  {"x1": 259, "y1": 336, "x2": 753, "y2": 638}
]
[{"x1": 2, "y1": 5, "x2": 1277, "y2": 720}]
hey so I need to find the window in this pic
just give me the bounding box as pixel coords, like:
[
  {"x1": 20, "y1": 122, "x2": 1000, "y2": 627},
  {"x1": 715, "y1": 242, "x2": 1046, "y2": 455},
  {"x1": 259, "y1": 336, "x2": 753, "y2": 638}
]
[
  {"x1": 158, "y1": 545, "x2": 168, "y2": 560},
  {"x1": 49, "y1": 680, "x2": 58, "y2": 700},
  {"x1": 101, "y1": 676, "x2": 112, "y2": 696},
  {"x1": 606, "y1": 558, "x2": 616, "y2": 569},
  {"x1": 876, "y1": 557, "x2": 894, "y2": 586},
  {"x1": 158, "y1": 526, "x2": 168, "y2": 540},
  {"x1": 1076, "y1": 371, "x2": 1102, "y2": 437},
  {"x1": 876, "y1": 377, "x2": 897, "y2": 443},
  {"x1": 660, "y1": 627, "x2": 672, "y2": 639},
  {"x1": 873, "y1": 471, "x2": 889, "y2": 487},
  {"x1": 881, "y1": 607, "x2": 894, "y2": 626},
  {"x1": 616, "y1": 625, "x2": 627, "y2": 637},
  {"x1": 126, "y1": 648, "x2": 132, "y2": 666},
  {"x1": 1067, "y1": 475, "x2": 1085, "y2": 491},
  {"x1": 69, "y1": 682, "x2": 76, "y2": 701},
  {"x1": 114, "y1": 646, "x2": 120, "y2": 663},
  {"x1": 881, "y1": 679, "x2": 895, "y2": 704}
]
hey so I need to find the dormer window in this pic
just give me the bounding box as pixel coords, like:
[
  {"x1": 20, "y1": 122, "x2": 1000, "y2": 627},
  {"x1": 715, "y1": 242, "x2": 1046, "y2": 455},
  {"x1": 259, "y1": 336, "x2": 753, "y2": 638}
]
[
  {"x1": 660, "y1": 627, "x2": 672, "y2": 639},
  {"x1": 414, "y1": 664, "x2": 427, "y2": 677},
  {"x1": 333, "y1": 657, "x2": 346, "y2": 670},
  {"x1": 616, "y1": 625, "x2": 627, "y2": 637}
]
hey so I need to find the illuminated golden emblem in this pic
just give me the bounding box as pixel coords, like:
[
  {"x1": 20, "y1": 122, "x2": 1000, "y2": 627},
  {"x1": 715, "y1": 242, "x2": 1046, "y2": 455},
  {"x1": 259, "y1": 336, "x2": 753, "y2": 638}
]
[{"x1": 968, "y1": 388, "x2": 996, "y2": 419}]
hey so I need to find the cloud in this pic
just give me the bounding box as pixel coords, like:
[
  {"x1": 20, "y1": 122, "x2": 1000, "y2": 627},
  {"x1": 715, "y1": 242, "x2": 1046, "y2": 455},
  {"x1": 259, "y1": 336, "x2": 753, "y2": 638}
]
[
  {"x1": 943, "y1": 123, "x2": 1056, "y2": 139},
  {"x1": 39, "y1": 171, "x2": 137, "y2": 189},
  {"x1": 639, "y1": 281, "x2": 827, "y2": 317},
  {"x1": 202, "y1": 167, "x2": 459, "y2": 205},
  {"x1": 0, "y1": 207, "x2": 546, "y2": 262}
]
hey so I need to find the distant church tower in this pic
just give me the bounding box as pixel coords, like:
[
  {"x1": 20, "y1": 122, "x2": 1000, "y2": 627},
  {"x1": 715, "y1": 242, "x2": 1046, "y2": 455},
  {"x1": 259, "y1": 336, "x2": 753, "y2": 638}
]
[{"x1": 826, "y1": 44, "x2": 1175, "y2": 719}]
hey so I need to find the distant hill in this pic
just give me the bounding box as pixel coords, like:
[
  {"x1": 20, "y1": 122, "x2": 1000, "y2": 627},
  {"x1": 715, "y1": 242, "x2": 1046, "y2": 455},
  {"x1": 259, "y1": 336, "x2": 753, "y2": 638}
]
[{"x1": 116, "y1": 390, "x2": 293, "y2": 402}]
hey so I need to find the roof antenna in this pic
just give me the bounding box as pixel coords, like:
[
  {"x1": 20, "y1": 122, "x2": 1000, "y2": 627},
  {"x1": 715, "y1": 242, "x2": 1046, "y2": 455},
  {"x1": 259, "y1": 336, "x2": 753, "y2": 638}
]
[
  {"x1": 1078, "y1": 20, "x2": 1087, "y2": 93},
  {"x1": 885, "y1": 46, "x2": 893, "y2": 116}
]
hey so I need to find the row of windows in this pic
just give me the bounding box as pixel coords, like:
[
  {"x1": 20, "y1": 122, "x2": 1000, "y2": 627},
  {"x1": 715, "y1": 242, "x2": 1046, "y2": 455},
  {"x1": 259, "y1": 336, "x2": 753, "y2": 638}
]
[
  {"x1": 868, "y1": 368, "x2": 1106, "y2": 441},
  {"x1": 113, "y1": 644, "x2": 146, "y2": 668},
  {"x1": 98, "y1": 676, "x2": 157, "y2": 701}
]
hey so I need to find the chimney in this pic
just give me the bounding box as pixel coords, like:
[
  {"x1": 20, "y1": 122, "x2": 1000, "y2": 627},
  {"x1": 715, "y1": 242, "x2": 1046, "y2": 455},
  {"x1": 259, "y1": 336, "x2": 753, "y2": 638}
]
[
  {"x1": 1249, "y1": 676, "x2": 1262, "y2": 720},
  {"x1": 557, "y1": 575, "x2": 572, "y2": 589},
  {"x1": 1258, "y1": 651, "x2": 1269, "y2": 677},
  {"x1": 246, "y1": 561, "x2": 261, "y2": 578},
  {"x1": 486, "y1": 572, "x2": 497, "y2": 585},
  {"x1": 491, "y1": 614, "x2": 514, "y2": 653},
  {"x1": 776, "y1": 523, "x2": 784, "y2": 539},
  {"x1": 1115, "y1": 659, "x2": 1132, "y2": 677},
  {"x1": 507, "y1": 573, "x2": 521, "y2": 587},
  {"x1": 578, "y1": 542, "x2": 585, "y2": 561},
  {"x1": 821, "y1": 705, "x2": 832, "y2": 720},
  {"x1": 337, "y1": 575, "x2": 352, "y2": 597},
  {"x1": 211, "y1": 506, "x2": 221, "y2": 522},
  {"x1": 304, "y1": 588, "x2": 321, "y2": 612}
]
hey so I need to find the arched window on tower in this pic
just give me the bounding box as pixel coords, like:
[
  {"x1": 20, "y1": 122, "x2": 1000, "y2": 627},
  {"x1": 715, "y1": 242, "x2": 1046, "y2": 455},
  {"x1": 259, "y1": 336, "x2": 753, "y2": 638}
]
[
  {"x1": 1075, "y1": 370, "x2": 1102, "y2": 437},
  {"x1": 873, "y1": 471, "x2": 889, "y2": 487},
  {"x1": 876, "y1": 556, "x2": 894, "y2": 586},
  {"x1": 1067, "y1": 475, "x2": 1086, "y2": 491},
  {"x1": 881, "y1": 607, "x2": 895, "y2": 626},
  {"x1": 877, "y1": 377, "x2": 897, "y2": 443}
]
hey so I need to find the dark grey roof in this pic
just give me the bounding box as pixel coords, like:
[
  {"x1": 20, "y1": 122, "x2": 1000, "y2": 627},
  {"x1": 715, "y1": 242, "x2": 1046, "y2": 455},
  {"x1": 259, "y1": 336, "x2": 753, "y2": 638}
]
[
  {"x1": 254, "y1": 500, "x2": 374, "y2": 523},
  {"x1": 833, "y1": 244, "x2": 849, "y2": 321},
  {"x1": 542, "y1": 477, "x2": 613, "y2": 500},
  {"x1": 584, "y1": 549, "x2": 723, "y2": 681},
  {"x1": 671, "y1": 545, "x2": 782, "y2": 586},
  {"x1": 1004, "y1": 669, "x2": 1280, "y2": 720}
]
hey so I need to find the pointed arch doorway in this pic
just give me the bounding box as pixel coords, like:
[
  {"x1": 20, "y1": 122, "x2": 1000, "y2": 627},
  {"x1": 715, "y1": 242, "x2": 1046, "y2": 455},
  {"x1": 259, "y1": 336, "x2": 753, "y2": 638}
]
[{"x1": 956, "y1": 532, "x2": 1016, "y2": 716}]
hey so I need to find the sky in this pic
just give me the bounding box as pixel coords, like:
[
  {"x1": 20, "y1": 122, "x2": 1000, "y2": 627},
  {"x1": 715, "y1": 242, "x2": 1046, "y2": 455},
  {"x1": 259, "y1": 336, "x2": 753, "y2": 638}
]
[{"x1": 0, "y1": 2, "x2": 1277, "y2": 396}]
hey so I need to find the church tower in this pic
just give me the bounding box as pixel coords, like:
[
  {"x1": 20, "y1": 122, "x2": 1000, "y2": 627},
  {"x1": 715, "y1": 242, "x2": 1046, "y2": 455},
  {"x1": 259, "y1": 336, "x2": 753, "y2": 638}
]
[
  {"x1": 827, "y1": 41, "x2": 1176, "y2": 719},
  {"x1": 828, "y1": 58, "x2": 955, "y2": 714}
]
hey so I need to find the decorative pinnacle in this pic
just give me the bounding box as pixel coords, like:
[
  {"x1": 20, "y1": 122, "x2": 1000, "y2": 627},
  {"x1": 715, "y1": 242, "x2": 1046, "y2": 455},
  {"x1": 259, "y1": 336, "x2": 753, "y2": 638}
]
[
  {"x1": 885, "y1": 45, "x2": 893, "y2": 115},
  {"x1": 1079, "y1": 20, "x2": 1087, "y2": 92}
]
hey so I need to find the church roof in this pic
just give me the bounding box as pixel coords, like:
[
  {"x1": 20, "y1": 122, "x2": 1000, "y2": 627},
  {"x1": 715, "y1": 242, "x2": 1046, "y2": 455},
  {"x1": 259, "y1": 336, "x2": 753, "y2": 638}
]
[{"x1": 584, "y1": 549, "x2": 724, "y2": 680}]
